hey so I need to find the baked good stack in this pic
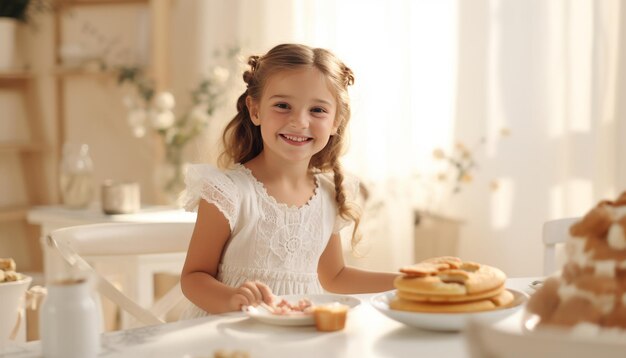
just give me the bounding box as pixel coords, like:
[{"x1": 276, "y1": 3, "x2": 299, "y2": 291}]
[
  {"x1": 527, "y1": 192, "x2": 626, "y2": 331},
  {"x1": 391, "y1": 256, "x2": 514, "y2": 313}
]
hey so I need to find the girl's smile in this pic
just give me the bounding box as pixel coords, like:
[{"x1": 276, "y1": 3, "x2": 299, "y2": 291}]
[{"x1": 279, "y1": 133, "x2": 313, "y2": 145}]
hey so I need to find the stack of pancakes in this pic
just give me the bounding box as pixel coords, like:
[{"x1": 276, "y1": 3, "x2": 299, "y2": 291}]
[
  {"x1": 390, "y1": 256, "x2": 514, "y2": 313},
  {"x1": 527, "y1": 192, "x2": 626, "y2": 331}
]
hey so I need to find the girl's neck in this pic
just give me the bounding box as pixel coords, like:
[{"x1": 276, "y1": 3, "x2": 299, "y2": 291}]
[
  {"x1": 244, "y1": 152, "x2": 316, "y2": 207},
  {"x1": 245, "y1": 151, "x2": 311, "y2": 184}
]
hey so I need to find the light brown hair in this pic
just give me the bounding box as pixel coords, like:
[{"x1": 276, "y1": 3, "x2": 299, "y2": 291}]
[{"x1": 219, "y1": 43, "x2": 361, "y2": 248}]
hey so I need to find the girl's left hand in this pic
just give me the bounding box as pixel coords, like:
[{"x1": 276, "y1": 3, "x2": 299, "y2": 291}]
[{"x1": 229, "y1": 280, "x2": 274, "y2": 311}]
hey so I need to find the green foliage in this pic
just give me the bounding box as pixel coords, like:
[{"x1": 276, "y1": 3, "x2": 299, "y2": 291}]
[{"x1": 117, "y1": 66, "x2": 155, "y2": 103}]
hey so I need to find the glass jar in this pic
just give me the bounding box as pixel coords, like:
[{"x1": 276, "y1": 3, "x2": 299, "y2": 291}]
[
  {"x1": 153, "y1": 146, "x2": 186, "y2": 206},
  {"x1": 59, "y1": 143, "x2": 95, "y2": 208}
]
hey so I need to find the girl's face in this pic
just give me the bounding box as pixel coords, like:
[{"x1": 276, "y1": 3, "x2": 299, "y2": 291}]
[{"x1": 248, "y1": 66, "x2": 338, "y2": 165}]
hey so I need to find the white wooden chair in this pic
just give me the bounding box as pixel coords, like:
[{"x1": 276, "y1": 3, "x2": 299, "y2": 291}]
[
  {"x1": 542, "y1": 217, "x2": 579, "y2": 275},
  {"x1": 45, "y1": 222, "x2": 194, "y2": 329}
]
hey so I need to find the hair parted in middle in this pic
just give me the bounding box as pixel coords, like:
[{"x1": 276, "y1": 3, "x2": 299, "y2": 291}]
[{"x1": 219, "y1": 43, "x2": 361, "y2": 248}]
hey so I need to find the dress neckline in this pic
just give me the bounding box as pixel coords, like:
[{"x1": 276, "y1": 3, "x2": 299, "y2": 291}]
[{"x1": 235, "y1": 163, "x2": 320, "y2": 210}]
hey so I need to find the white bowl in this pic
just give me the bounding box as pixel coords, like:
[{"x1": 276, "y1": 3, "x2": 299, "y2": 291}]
[
  {"x1": 370, "y1": 288, "x2": 528, "y2": 331},
  {"x1": 465, "y1": 309, "x2": 626, "y2": 358}
]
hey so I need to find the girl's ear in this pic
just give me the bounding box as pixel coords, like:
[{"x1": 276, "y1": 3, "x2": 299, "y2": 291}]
[
  {"x1": 246, "y1": 96, "x2": 260, "y2": 126},
  {"x1": 331, "y1": 118, "x2": 340, "y2": 135}
]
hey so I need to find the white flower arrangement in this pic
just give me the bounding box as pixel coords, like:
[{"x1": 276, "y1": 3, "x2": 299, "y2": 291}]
[
  {"x1": 118, "y1": 65, "x2": 229, "y2": 148},
  {"x1": 116, "y1": 56, "x2": 236, "y2": 200}
]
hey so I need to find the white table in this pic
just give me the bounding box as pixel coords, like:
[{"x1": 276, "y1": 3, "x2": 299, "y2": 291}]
[
  {"x1": 27, "y1": 205, "x2": 197, "y2": 231},
  {"x1": 1, "y1": 278, "x2": 536, "y2": 358},
  {"x1": 27, "y1": 205, "x2": 197, "y2": 329}
]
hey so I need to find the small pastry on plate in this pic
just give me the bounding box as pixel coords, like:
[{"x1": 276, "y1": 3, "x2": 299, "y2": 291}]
[{"x1": 313, "y1": 303, "x2": 348, "y2": 332}]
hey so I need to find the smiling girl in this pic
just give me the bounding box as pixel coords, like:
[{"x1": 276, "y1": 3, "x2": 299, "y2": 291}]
[{"x1": 180, "y1": 44, "x2": 397, "y2": 317}]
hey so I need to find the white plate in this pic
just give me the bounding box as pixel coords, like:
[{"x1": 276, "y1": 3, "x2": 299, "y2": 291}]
[
  {"x1": 465, "y1": 309, "x2": 626, "y2": 358},
  {"x1": 370, "y1": 288, "x2": 528, "y2": 331},
  {"x1": 243, "y1": 294, "x2": 361, "y2": 326}
]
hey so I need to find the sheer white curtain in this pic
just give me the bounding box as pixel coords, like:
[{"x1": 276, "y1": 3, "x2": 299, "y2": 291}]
[
  {"x1": 454, "y1": 0, "x2": 624, "y2": 275},
  {"x1": 179, "y1": 0, "x2": 625, "y2": 275}
]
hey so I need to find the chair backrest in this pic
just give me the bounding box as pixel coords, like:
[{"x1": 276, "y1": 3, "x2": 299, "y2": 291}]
[
  {"x1": 542, "y1": 217, "x2": 579, "y2": 275},
  {"x1": 46, "y1": 222, "x2": 195, "y2": 329}
]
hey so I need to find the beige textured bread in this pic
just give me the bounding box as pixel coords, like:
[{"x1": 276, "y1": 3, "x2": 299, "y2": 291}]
[
  {"x1": 0, "y1": 258, "x2": 16, "y2": 271},
  {"x1": 313, "y1": 303, "x2": 348, "y2": 332},
  {"x1": 0, "y1": 258, "x2": 21, "y2": 283},
  {"x1": 526, "y1": 191, "x2": 626, "y2": 331}
]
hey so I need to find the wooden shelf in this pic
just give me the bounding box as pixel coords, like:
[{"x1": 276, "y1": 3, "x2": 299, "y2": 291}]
[
  {"x1": 54, "y1": 67, "x2": 114, "y2": 78},
  {"x1": 0, "y1": 71, "x2": 32, "y2": 80},
  {"x1": 0, "y1": 142, "x2": 46, "y2": 153},
  {"x1": 0, "y1": 206, "x2": 30, "y2": 222}
]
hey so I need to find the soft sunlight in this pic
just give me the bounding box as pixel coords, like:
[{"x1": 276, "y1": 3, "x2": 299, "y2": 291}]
[
  {"x1": 545, "y1": 0, "x2": 566, "y2": 140},
  {"x1": 338, "y1": 0, "x2": 458, "y2": 182},
  {"x1": 565, "y1": 178, "x2": 594, "y2": 216},
  {"x1": 567, "y1": 0, "x2": 593, "y2": 133},
  {"x1": 408, "y1": 1, "x2": 458, "y2": 171},
  {"x1": 548, "y1": 185, "x2": 565, "y2": 220},
  {"x1": 487, "y1": 0, "x2": 508, "y2": 158}
]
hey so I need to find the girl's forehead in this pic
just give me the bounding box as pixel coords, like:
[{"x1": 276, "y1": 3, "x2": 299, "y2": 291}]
[{"x1": 262, "y1": 66, "x2": 336, "y2": 103}]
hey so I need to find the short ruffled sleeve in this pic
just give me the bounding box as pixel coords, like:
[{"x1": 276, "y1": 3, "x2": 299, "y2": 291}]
[
  {"x1": 181, "y1": 164, "x2": 240, "y2": 230},
  {"x1": 331, "y1": 174, "x2": 361, "y2": 234}
]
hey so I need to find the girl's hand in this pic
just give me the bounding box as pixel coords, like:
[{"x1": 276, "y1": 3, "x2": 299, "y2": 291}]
[{"x1": 229, "y1": 281, "x2": 274, "y2": 311}]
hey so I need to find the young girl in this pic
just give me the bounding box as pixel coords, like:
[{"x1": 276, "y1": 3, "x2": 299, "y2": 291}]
[{"x1": 180, "y1": 43, "x2": 398, "y2": 317}]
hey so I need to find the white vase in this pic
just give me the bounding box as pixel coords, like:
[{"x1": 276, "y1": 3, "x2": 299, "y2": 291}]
[
  {"x1": 40, "y1": 279, "x2": 100, "y2": 358},
  {"x1": 0, "y1": 18, "x2": 18, "y2": 70}
]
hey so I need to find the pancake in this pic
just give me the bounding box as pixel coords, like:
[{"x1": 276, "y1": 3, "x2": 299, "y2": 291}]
[{"x1": 390, "y1": 289, "x2": 515, "y2": 313}]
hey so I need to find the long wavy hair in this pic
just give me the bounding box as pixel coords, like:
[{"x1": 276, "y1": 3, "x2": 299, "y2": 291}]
[{"x1": 219, "y1": 43, "x2": 361, "y2": 248}]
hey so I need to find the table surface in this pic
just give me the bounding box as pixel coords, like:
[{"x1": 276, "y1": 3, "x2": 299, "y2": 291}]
[
  {"x1": 1, "y1": 278, "x2": 536, "y2": 358},
  {"x1": 27, "y1": 205, "x2": 197, "y2": 225}
]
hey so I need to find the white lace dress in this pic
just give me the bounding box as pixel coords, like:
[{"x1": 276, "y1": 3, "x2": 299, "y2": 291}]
[{"x1": 180, "y1": 163, "x2": 355, "y2": 319}]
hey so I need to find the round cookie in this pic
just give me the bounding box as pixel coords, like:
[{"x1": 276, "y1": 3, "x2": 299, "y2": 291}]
[
  {"x1": 399, "y1": 256, "x2": 463, "y2": 277},
  {"x1": 394, "y1": 262, "x2": 506, "y2": 296}
]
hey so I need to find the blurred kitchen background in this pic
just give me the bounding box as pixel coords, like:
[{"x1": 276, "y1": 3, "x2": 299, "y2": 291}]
[{"x1": 1, "y1": 0, "x2": 625, "y2": 279}]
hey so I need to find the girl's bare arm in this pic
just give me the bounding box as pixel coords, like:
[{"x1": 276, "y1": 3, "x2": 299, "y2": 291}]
[
  {"x1": 317, "y1": 233, "x2": 398, "y2": 294},
  {"x1": 181, "y1": 199, "x2": 273, "y2": 313}
]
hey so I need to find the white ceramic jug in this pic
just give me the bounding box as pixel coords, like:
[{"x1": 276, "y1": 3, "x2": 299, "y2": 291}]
[
  {"x1": 0, "y1": 276, "x2": 32, "y2": 345},
  {"x1": 40, "y1": 278, "x2": 100, "y2": 358}
]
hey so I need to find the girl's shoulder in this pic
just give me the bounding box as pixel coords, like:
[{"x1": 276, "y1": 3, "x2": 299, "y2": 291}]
[
  {"x1": 182, "y1": 163, "x2": 247, "y2": 209},
  {"x1": 182, "y1": 163, "x2": 248, "y2": 229}
]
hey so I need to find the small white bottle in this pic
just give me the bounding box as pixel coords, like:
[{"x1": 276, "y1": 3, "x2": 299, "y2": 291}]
[{"x1": 39, "y1": 278, "x2": 100, "y2": 358}]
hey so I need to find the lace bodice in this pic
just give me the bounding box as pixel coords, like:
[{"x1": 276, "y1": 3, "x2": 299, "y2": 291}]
[{"x1": 180, "y1": 163, "x2": 356, "y2": 318}]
